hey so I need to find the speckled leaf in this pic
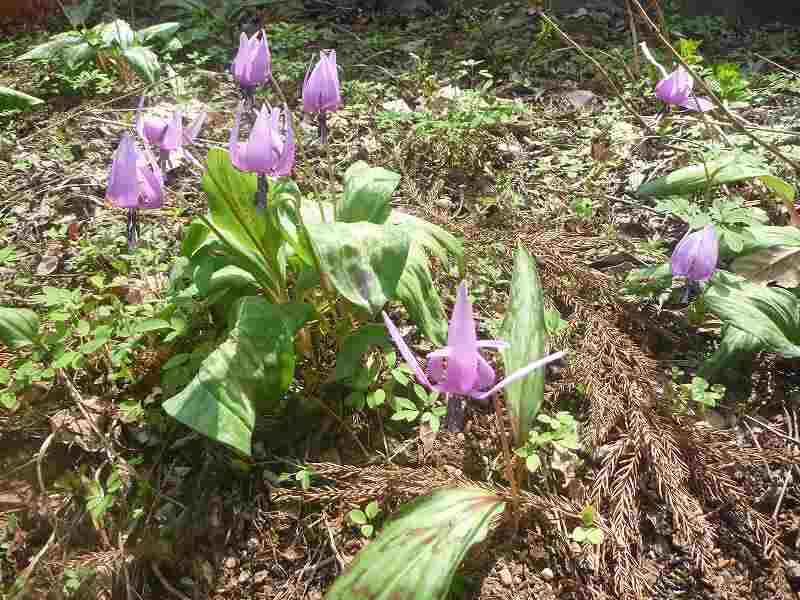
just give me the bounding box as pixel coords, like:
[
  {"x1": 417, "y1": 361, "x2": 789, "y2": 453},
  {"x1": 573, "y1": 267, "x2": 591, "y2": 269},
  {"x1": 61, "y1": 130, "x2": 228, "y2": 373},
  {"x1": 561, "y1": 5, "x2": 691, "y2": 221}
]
[
  {"x1": 305, "y1": 222, "x2": 409, "y2": 315},
  {"x1": 500, "y1": 244, "x2": 547, "y2": 445},
  {"x1": 325, "y1": 488, "x2": 505, "y2": 600},
  {"x1": 162, "y1": 298, "x2": 312, "y2": 456}
]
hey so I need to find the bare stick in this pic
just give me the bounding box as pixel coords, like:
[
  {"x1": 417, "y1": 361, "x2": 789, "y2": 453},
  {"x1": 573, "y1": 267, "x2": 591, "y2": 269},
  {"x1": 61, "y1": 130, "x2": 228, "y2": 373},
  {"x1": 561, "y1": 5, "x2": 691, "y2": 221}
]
[{"x1": 152, "y1": 563, "x2": 191, "y2": 600}]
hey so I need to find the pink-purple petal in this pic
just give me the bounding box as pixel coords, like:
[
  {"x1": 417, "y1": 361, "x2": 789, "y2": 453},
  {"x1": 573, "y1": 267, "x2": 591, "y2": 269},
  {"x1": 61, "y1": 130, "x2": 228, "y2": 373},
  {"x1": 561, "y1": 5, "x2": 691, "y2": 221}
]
[
  {"x1": 382, "y1": 311, "x2": 432, "y2": 389},
  {"x1": 447, "y1": 281, "x2": 478, "y2": 352},
  {"x1": 475, "y1": 350, "x2": 567, "y2": 400},
  {"x1": 106, "y1": 134, "x2": 140, "y2": 208},
  {"x1": 475, "y1": 355, "x2": 496, "y2": 391}
]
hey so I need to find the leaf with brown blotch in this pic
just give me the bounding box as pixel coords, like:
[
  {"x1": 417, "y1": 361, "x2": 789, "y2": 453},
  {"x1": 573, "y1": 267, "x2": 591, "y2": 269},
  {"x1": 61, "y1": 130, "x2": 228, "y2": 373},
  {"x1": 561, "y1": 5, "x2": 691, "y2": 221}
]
[{"x1": 732, "y1": 245, "x2": 800, "y2": 287}]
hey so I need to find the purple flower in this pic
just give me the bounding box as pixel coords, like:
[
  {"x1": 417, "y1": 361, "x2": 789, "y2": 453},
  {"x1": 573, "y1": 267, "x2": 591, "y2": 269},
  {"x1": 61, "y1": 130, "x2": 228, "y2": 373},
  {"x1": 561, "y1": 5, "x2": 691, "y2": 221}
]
[
  {"x1": 671, "y1": 224, "x2": 719, "y2": 281},
  {"x1": 229, "y1": 102, "x2": 295, "y2": 177},
  {"x1": 303, "y1": 50, "x2": 342, "y2": 114},
  {"x1": 655, "y1": 66, "x2": 714, "y2": 112},
  {"x1": 136, "y1": 97, "x2": 206, "y2": 152},
  {"x1": 106, "y1": 133, "x2": 164, "y2": 209},
  {"x1": 383, "y1": 282, "x2": 566, "y2": 401},
  {"x1": 232, "y1": 31, "x2": 271, "y2": 89}
]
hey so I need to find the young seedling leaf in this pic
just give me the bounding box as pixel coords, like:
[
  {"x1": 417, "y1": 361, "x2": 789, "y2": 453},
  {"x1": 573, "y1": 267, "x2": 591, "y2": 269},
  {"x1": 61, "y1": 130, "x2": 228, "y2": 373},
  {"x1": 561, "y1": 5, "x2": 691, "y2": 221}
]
[
  {"x1": 325, "y1": 487, "x2": 505, "y2": 600},
  {"x1": 365, "y1": 500, "x2": 381, "y2": 520},
  {"x1": 348, "y1": 510, "x2": 368, "y2": 525},
  {"x1": 500, "y1": 243, "x2": 547, "y2": 445}
]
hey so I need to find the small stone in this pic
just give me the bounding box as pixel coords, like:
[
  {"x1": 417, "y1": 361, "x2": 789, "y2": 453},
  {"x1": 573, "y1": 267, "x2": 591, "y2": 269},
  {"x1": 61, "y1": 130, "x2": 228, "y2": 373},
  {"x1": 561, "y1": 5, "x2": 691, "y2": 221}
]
[
  {"x1": 253, "y1": 570, "x2": 269, "y2": 584},
  {"x1": 786, "y1": 561, "x2": 800, "y2": 582},
  {"x1": 498, "y1": 566, "x2": 513, "y2": 587},
  {"x1": 224, "y1": 557, "x2": 238, "y2": 569},
  {"x1": 238, "y1": 570, "x2": 252, "y2": 584},
  {"x1": 540, "y1": 567, "x2": 555, "y2": 581}
]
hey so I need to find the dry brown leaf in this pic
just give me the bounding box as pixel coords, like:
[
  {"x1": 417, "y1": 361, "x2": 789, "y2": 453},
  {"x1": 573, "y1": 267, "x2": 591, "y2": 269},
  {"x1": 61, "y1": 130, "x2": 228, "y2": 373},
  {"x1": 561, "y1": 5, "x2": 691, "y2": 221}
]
[{"x1": 731, "y1": 245, "x2": 800, "y2": 287}]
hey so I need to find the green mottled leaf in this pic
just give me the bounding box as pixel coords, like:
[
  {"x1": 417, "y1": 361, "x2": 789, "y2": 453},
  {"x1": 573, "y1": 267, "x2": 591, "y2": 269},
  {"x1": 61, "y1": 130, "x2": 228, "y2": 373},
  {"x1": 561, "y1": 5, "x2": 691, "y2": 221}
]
[
  {"x1": 325, "y1": 487, "x2": 505, "y2": 600},
  {"x1": 62, "y1": 42, "x2": 96, "y2": 68},
  {"x1": 96, "y1": 19, "x2": 135, "y2": 47},
  {"x1": 305, "y1": 222, "x2": 409, "y2": 315},
  {"x1": 500, "y1": 243, "x2": 547, "y2": 445},
  {"x1": 337, "y1": 161, "x2": 400, "y2": 224},
  {"x1": 162, "y1": 298, "x2": 312, "y2": 455},
  {"x1": 0, "y1": 307, "x2": 40, "y2": 349}
]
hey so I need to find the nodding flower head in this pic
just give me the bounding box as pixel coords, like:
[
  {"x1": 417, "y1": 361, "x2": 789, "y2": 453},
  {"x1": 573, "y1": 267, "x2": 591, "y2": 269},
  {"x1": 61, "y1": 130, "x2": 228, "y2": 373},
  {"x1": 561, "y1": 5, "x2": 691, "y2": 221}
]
[{"x1": 383, "y1": 281, "x2": 566, "y2": 400}]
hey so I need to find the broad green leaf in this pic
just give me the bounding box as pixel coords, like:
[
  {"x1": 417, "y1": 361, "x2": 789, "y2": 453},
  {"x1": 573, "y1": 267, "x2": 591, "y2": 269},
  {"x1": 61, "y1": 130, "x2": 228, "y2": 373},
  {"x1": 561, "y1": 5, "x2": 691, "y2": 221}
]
[
  {"x1": 305, "y1": 222, "x2": 410, "y2": 315},
  {"x1": 96, "y1": 19, "x2": 135, "y2": 47},
  {"x1": 391, "y1": 211, "x2": 463, "y2": 345},
  {"x1": 334, "y1": 324, "x2": 391, "y2": 381},
  {"x1": 202, "y1": 149, "x2": 285, "y2": 297},
  {"x1": 637, "y1": 151, "x2": 796, "y2": 202},
  {"x1": 732, "y1": 246, "x2": 800, "y2": 287},
  {"x1": 122, "y1": 46, "x2": 161, "y2": 83},
  {"x1": 0, "y1": 307, "x2": 40, "y2": 349},
  {"x1": 325, "y1": 487, "x2": 505, "y2": 600},
  {"x1": 162, "y1": 298, "x2": 312, "y2": 455},
  {"x1": 500, "y1": 244, "x2": 547, "y2": 445},
  {"x1": 0, "y1": 86, "x2": 44, "y2": 111},
  {"x1": 17, "y1": 33, "x2": 83, "y2": 61},
  {"x1": 704, "y1": 272, "x2": 800, "y2": 358},
  {"x1": 137, "y1": 22, "x2": 181, "y2": 43},
  {"x1": 337, "y1": 161, "x2": 400, "y2": 224}
]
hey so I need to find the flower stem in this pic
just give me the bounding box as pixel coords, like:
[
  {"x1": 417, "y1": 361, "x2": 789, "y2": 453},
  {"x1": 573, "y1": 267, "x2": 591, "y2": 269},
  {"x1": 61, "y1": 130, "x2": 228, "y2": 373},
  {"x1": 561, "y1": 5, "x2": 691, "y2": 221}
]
[
  {"x1": 493, "y1": 393, "x2": 520, "y2": 532},
  {"x1": 256, "y1": 174, "x2": 268, "y2": 212}
]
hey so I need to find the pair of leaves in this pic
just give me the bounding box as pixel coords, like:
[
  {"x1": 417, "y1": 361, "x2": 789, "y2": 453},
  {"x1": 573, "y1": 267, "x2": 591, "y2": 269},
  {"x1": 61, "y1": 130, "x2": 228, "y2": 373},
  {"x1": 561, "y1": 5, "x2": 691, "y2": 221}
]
[
  {"x1": 162, "y1": 297, "x2": 312, "y2": 456},
  {"x1": 301, "y1": 161, "x2": 462, "y2": 341},
  {"x1": 325, "y1": 487, "x2": 504, "y2": 600}
]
